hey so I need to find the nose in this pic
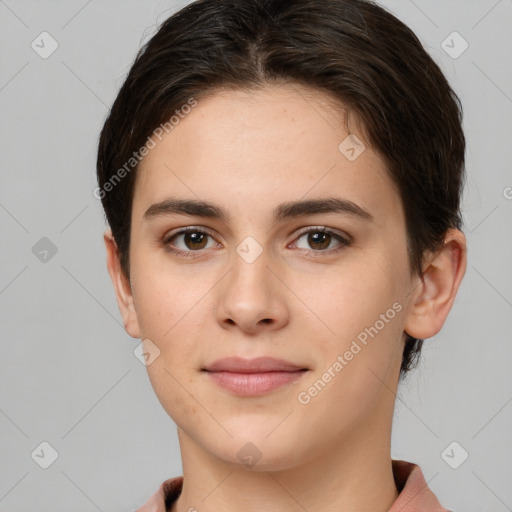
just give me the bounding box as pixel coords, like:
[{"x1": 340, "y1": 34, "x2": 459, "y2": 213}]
[{"x1": 215, "y1": 249, "x2": 290, "y2": 335}]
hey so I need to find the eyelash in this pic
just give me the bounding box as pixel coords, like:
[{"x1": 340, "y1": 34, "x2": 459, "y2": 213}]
[{"x1": 162, "y1": 226, "x2": 352, "y2": 259}]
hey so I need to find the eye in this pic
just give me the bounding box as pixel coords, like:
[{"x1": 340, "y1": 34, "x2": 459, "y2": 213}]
[
  {"x1": 291, "y1": 227, "x2": 351, "y2": 254},
  {"x1": 163, "y1": 227, "x2": 219, "y2": 257},
  {"x1": 162, "y1": 226, "x2": 352, "y2": 258}
]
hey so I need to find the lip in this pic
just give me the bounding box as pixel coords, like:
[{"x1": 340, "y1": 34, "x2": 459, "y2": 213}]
[
  {"x1": 202, "y1": 357, "x2": 309, "y2": 396},
  {"x1": 202, "y1": 356, "x2": 307, "y2": 373}
]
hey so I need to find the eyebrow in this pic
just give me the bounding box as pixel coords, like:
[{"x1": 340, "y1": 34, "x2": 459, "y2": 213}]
[{"x1": 143, "y1": 197, "x2": 374, "y2": 223}]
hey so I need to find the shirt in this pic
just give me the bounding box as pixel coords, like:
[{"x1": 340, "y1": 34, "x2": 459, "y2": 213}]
[{"x1": 136, "y1": 459, "x2": 451, "y2": 512}]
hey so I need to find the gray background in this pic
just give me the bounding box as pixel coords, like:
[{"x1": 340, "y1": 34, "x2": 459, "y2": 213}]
[{"x1": 1, "y1": 0, "x2": 511, "y2": 510}]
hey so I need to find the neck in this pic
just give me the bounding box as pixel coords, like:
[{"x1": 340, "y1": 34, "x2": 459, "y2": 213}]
[{"x1": 171, "y1": 418, "x2": 399, "y2": 512}]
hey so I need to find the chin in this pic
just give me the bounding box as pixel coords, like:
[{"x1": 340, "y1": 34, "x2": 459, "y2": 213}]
[{"x1": 208, "y1": 433, "x2": 305, "y2": 472}]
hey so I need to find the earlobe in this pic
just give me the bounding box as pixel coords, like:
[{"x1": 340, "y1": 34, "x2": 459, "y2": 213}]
[
  {"x1": 403, "y1": 229, "x2": 467, "y2": 340},
  {"x1": 103, "y1": 229, "x2": 141, "y2": 338}
]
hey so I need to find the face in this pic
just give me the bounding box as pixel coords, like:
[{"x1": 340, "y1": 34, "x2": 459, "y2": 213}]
[{"x1": 114, "y1": 84, "x2": 421, "y2": 470}]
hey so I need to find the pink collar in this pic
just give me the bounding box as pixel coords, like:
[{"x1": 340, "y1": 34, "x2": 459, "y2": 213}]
[{"x1": 137, "y1": 459, "x2": 450, "y2": 512}]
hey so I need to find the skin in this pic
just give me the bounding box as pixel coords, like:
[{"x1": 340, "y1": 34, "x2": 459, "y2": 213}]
[{"x1": 104, "y1": 83, "x2": 466, "y2": 512}]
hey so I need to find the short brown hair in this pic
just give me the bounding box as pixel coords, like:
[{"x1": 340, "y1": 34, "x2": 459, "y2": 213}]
[{"x1": 96, "y1": 0, "x2": 466, "y2": 379}]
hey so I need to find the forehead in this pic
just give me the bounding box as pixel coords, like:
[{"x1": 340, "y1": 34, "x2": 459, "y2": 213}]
[{"x1": 133, "y1": 83, "x2": 402, "y2": 229}]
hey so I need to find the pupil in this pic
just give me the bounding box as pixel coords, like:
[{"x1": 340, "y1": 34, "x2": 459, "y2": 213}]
[
  {"x1": 310, "y1": 232, "x2": 330, "y2": 250},
  {"x1": 186, "y1": 232, "x2": 206, "y2": 249},
  {"x1": 182, "y1": 231, "x2": 332, "y2": 251}
]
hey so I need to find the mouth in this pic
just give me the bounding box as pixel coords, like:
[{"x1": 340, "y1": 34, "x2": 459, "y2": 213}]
[{"x1": 201, "y1": 356, "x2": 309, "y2": 396}]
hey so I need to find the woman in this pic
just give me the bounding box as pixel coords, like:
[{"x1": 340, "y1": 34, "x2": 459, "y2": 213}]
[{"x1": 96, "y1": 0, "x2": 467, "y2": 510}]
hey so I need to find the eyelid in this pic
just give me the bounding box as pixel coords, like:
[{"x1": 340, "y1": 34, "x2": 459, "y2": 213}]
[
  {"x1": 164, "y1": 225, "x2": 351, "y2": 242},
  {"x1": 162, "y1": 225, "x2": 219, "y2": 247},
  {"x1": 291, "y1": 225, "x2": 352, "y2": 244},
  {"x1": 162, "y1": 225, "x2": 352, "y2": 256}
]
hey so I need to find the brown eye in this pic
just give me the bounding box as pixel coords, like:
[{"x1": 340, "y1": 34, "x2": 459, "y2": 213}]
[
  {"x1": 163, "y1": 227, "x2": 218, "y2": 256},
  {"x1": 307, "y1": 231, "x2": 331, "y2": 250},
  {"x1": 182, "y1": 231, "x2": 208, "y2": 250},
  {"x1": 293, "y1": 227, "x2": 351, "y2": 253}
]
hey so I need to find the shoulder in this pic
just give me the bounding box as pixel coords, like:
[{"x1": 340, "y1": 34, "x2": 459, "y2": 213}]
[
  {"x1": 135, "y1": 476, "x2": 183, "y2": 512},
  {"x1": 390, "y1": 459, "x2": 450, "y2": 512}
]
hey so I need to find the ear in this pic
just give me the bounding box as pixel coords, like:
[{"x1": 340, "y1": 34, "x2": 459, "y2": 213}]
[
  {"x1": 404, "y1": 228, "x2": 467, "y2": 339},
  {"x1": 104, "y1": 229, "x2": 141, "y2": 338}
]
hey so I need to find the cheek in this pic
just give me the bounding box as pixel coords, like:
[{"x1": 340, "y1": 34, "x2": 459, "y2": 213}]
[
  {"x1": 131, "y1": 255, "x2": 200, "y2": 339},
  {"x1": 293, "y1": 270, "x2": 405, "y2": 445},
  {"x1": 132, "y1": 271, "x2": 207, "y2": 426},
  {"x1": 293, "y1": 253, "x2": 406, "y2": 346},
  {"x1": 145, "y1": 358, "x2": 207, "y2": 439},
  {"x1": 291, "y1": 252, "x2": 407, "y2": 414},
  {"x1": 130, "y1": 253, "x2": 213, "y2": 363}
]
